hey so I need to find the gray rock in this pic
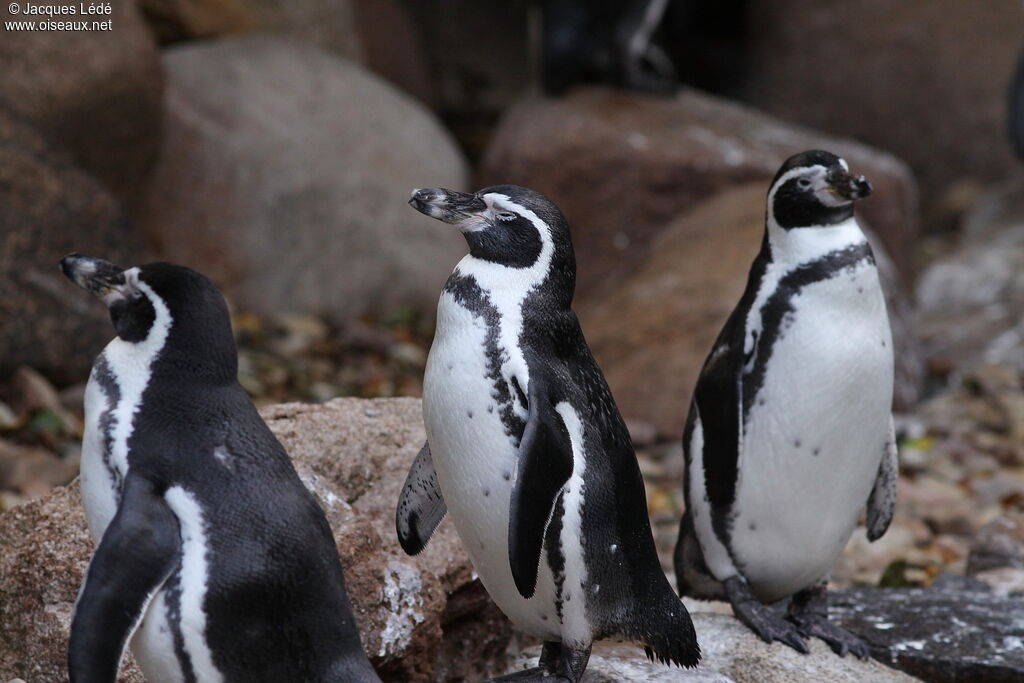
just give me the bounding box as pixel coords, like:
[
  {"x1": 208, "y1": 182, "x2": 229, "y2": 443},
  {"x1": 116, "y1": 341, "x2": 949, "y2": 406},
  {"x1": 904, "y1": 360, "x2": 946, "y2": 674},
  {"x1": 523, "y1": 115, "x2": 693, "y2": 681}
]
[
  {"x1": 917, "y1": 182, "x2": 1024, "y2": 370},
  {"x1": 479, "y1": 87, "x2": 919, "y2": 296},
  {"x1": 0, "y1": 109, "x2": 147, "y2": 386},
  {"x1": 745, "y1": 1, "x2": 1023, "y2": 201},
  {"x1": 968, "y1": 514, "x2": 1024, "y2": 575},
  {"x1": 505, "y1": 613, "x2": 917, "y2": 682},
  {"x1": 832, "y1": 584, "x2": 1024, "y2": 682},
  {"x1": 134, "y1": 37, "x2": 468, "y2": 325},
  {"x1": 0, "y1": 0, "x2": 163, "y2": 204}
]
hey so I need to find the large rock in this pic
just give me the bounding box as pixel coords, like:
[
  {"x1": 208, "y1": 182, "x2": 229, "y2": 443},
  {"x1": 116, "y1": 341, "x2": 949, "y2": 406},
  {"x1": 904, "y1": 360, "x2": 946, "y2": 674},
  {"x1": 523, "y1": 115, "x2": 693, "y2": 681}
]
[
  {"x1": 916, "y1": 182, "x2": 1024, "y2": 371},
  {"x1": 0, "y1": 0, "x2": 163, "y2": 204},
  {"x1": 248, "y1": 0, "x2": 364, "y2": 62},
  {"x1": 479, "y1": 88, "x2": 919, "y2": 295},
  {"x1": 134, "y1": 37, "x2": 468, "y2": 325},
  {"x1": 577, "y1": 183, "x2": 921, "y2": 438},
  {"x1": 833, "y1": 582, "x2": 1024, "y2": 682},
  {"x1": 0, "y1": 398, "x2": 512, "y2": 682},
  {"x1": 745, "y1": 1, "x2": 1023, "y2": 204},
  {"x1": 0, "y1": 485, "x2": 143, "y2": 682},
  {"x1": 968, "y1": 513, "x2": 1024, "y2": 576},
  {"x1": 351, "y1": 0, "x2": 434, "y2": 106},
  {"x1": 0, "y1": 109, "x2": 147, "y2": 386},
  {"x1": 506, "y1": 614, "x2": 916, "y2": 682}
]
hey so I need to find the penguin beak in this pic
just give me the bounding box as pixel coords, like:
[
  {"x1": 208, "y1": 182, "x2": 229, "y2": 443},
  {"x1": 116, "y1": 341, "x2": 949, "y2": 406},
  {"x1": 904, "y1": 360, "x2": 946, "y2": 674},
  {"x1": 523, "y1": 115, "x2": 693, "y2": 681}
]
[
  {"x1": 59, "y1": 253, "x2": 128, "y2": 302},
  {"x1": 825, "y1": 168, "x2": 873, "y2": 201},
  {"x1": 409, "y1": 187, "x2": 487, "y2": 225}
]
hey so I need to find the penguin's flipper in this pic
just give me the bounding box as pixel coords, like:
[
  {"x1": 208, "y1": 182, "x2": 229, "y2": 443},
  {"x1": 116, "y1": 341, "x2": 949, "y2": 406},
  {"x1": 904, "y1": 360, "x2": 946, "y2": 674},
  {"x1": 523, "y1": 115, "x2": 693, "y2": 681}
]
[
  {"x1": 396, "y1": 441, "x2": 448, "y2": 556},
  {"x1": 865, "y1": 416, "x2": 899, "y2": 541},
  {"x1": 508, "y1": 371, "x2": 573, "y2": 599},
  {"x1": 69, "y1": 474, "x2": 180, "y2": 682},
  {"x1": 691, "y1": 306, "x2": 747, "y2": 516}
]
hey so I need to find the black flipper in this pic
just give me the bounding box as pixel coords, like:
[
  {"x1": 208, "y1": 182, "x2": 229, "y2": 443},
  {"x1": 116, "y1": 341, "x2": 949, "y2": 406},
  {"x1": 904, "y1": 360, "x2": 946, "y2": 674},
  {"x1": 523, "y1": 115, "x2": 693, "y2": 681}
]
[
  {"x1": 691, "y1": 306, "x2": 747, "y2": 538},
  {"x1": 684, "y1": 237, "x2": 771, "y2": 547},
  {"x1": 508, "y1": 371, "x2": 573, "y2": 599},
  {"x1": 865, "y1": 416, "x2": 898, "y2": 542},
  {"x1": 69, "y1": 474, "x2": 180, "y2": 683},
  {"x1": 395, "y1": 442, "x2": 448, "y2": 556}
]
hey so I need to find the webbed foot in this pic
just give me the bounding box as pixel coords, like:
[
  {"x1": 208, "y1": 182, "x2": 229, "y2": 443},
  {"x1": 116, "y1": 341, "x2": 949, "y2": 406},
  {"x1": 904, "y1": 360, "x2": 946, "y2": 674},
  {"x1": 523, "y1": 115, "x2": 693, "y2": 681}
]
[
  {"x1": 487, "y1": 641, "x2": 591, "y2": 682},
  {"x1": 786, "y1": 583, "x2": 870, "y2": 658},
  {"x1": 724, "y1": 576, "x2": 809, "y2": 654}
]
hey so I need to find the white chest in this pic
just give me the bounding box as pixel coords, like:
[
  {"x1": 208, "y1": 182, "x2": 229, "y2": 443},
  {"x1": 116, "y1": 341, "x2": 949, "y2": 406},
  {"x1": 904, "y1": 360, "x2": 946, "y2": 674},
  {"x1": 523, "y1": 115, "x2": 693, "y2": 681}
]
[
  {"x1": 731, "y1": 262, "x2": 894, "y2": 600},
  {"x1": 423, "y1": 292, "x2": 592, "y2": 644},
  {"x1": 424, "y1": 293, "x2": 559, "y2": 638}
]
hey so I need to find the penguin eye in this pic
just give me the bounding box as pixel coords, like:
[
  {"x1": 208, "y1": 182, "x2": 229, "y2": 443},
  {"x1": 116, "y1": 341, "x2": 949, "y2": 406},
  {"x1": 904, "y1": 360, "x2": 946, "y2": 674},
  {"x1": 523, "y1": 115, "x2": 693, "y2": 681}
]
[
  {"x1": 494, "y1": 211, "x2": 517, "y2": 222},
  {"x1": 798, "y1": 178, "x2": 812, "y2": 188}
]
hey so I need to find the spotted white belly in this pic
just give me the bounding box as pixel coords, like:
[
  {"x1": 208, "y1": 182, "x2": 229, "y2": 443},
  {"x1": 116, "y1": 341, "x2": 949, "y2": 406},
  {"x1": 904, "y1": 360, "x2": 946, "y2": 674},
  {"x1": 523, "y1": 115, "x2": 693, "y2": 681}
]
[
  {"x1": 731, "y1": 264, "x2": 893, "y2": 602},
  {"x1": 424, "y1": 292, "x2": 588, "y2": 643}
]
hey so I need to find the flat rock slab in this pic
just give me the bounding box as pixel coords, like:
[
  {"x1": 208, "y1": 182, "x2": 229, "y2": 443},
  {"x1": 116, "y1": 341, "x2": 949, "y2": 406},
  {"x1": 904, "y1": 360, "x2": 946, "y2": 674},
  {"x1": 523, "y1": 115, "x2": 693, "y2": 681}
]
[
  {"x1": 506, "y1": 613, "x2": 917, "y2": 682},
  {"x1": 832, "y1": 585, "x2": 1024, "y2": 682}
]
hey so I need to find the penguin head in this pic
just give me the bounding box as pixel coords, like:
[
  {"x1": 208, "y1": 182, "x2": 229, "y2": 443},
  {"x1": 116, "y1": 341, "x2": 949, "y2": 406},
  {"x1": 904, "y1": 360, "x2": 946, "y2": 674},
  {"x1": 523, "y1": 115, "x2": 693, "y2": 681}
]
[
  {"x1": 409, "y1": 184, "x2": 576, "y2": 300},
  {"x1": 766, "y1": 150, "x2": 872, "y2": 232},
  {"x1": 60, "y1": 254, "x2": 237, "y2": 378}
]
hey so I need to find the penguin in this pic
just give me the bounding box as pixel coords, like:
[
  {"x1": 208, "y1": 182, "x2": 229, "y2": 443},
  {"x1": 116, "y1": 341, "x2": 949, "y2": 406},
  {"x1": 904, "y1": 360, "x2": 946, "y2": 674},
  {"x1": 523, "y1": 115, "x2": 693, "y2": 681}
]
[
  {"x1": 59, "y1": 254, "x2": 380, "y2": 683},
  {"x1": 672, "y1": 150, "x2": 899, "y2": 657},
  {"x1": 541, "y1": 0, "x2": 676, "y2": 95},
  {"x1": 396, "y1": 185, "x2": 700, "y2": 682}
]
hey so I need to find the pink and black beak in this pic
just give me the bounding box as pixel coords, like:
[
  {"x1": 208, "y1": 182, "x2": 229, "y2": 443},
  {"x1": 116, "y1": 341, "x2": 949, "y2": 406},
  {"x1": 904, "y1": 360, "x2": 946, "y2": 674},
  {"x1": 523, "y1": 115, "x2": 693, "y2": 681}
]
[
  {"x1": 59, "y1": 253, "x2": 127, "y2": 300},
  {"x1": 825, "y1": 168, "x2": 873, "y2": 201},
  {"x1": 409, "y1": 187, "x2": 487, "y2": 224}
]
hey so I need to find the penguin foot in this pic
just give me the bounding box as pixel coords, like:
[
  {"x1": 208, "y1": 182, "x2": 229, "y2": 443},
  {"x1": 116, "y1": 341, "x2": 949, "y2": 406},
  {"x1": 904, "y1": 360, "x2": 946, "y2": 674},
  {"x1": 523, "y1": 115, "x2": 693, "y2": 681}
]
[
  {"x1": 724, "y1": 576, "x2": 809, "y2": 654},
  {"x1": 486, "y1": 641, "x2": 590, "y2": 683},
  {"x1": 786, "y1": 583, "x2": 869, "y2": 658},
  {"x1": 485, "y1": 667, "x2": 564, "y2": 682},
  {"x1": 787, "y1": 613, "x2": 871, "y2": 659}
]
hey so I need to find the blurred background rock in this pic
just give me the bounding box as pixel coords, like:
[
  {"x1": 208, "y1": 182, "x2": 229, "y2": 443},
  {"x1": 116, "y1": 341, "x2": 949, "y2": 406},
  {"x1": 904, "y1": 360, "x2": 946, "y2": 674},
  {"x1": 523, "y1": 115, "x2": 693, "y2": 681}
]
[{"x1": 1, "y1": 1, "x2": 1023, "y2": 680}]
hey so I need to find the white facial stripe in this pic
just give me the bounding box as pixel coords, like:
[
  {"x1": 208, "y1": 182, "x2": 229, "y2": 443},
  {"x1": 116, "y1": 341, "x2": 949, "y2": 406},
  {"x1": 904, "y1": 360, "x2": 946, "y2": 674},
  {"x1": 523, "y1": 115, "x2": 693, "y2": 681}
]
[
  {"x1": 455, "y1": 193, "x2": 555, "y2": 419},
  {"x1": 103, "y1": 271, "x2": 173, "y2": 478},
  {"x1": 838, "y1": 157, "x2": 849, "y2": 171},
  {"x1": 165, "y1": 486, "x2": 224, "y2": 683}
]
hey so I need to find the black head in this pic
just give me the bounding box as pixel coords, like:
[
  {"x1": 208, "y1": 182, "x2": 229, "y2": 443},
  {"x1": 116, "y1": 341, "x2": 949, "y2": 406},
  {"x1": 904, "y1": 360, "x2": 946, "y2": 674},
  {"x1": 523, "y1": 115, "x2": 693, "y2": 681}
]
[
  {"x1": 768, "y1": 150, "x2": 872, "y2": 230},
  {"x1": 409, "y1": 184, "x2": 576, "y2": 301},
  {"x1": 59, "y1": 254, "x2": 237, "y2": 380}
]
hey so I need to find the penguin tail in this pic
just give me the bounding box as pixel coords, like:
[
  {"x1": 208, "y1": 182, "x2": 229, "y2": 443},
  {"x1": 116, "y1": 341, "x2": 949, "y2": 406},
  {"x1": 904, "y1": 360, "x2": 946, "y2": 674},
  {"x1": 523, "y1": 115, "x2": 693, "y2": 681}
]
[{"x1": 628, "y1": 587, "x2": 702, "y2": 669}]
